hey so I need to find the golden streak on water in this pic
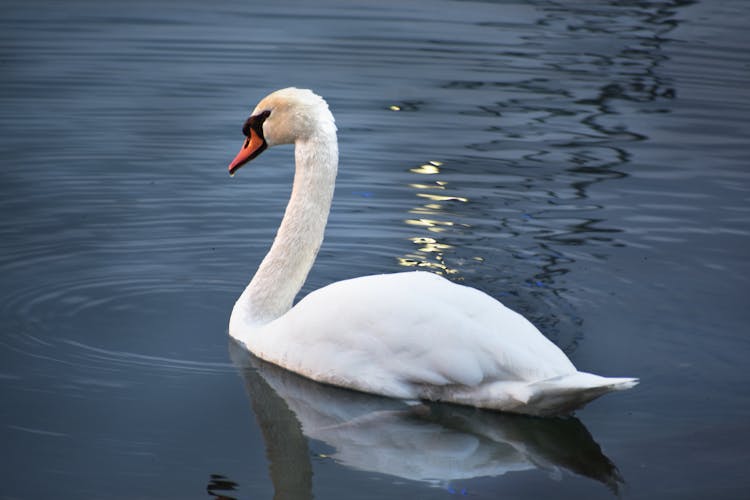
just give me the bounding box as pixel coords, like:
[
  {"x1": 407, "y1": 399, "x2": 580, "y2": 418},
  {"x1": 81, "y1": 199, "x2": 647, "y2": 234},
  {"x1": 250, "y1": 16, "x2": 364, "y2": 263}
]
[
  {"x1": 397, "y1": 255, "x2": 459, "y2": 275},
  {"x1": 404, "y1": 218, "x2": 455, "y2": 228},
  {"x1": 409, "y1": 160, "x2": 444, "y2": 174},
  {"x1": 389, "y1": 105, "x2": 401, "y2": 111},
  {"x1": 408, "y1": 183, "x2": 446, "y2": 190},
  {"x1": 409, "y1": 164, "x2": 440, "y2": 174},
  {"x1": 409, "y1": 206, "x2": 441, "y2": 215},
  {"x1": 422, "y1": 242, "x2": 453, "y2": 252},
  {"x1": 408, "y1": 236, "x2": 453, "y2": 252},
  {"x1": 398, "y1": 158, "x2": 464, "y2": 275},
  {"x1": 416, "y1": 193, "x2": 468, "y2": 203}
]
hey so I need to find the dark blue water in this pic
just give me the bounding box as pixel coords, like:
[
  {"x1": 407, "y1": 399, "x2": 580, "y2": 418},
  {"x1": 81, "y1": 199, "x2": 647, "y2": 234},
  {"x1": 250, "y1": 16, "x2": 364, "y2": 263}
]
[{"x1": 1, "y1": 0, "x2": 749, "y2": 498}]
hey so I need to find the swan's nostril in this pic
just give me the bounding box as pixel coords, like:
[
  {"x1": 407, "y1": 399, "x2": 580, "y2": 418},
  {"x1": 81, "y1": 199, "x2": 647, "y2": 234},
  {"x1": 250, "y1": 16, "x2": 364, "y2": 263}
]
[{"x1": 243, "y1": 138, "x2": 250, "y2": 149}]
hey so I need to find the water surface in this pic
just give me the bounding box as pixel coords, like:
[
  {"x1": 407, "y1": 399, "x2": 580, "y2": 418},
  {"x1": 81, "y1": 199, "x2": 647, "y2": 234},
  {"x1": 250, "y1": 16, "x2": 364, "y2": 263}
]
[{"x1": 1, "y1": 0, "x2": 749, "y2": 498}]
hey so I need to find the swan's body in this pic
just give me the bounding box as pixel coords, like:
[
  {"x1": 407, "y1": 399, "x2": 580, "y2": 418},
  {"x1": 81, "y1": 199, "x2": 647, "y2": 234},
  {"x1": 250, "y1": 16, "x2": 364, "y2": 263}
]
[{"x1": 227, "y1": 88, "x2": 637, "y2": 416}]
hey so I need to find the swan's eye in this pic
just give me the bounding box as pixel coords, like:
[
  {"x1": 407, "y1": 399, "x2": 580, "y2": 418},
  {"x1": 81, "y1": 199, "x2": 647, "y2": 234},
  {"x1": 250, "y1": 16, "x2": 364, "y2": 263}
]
[{"x1": 242, "y1": 110, "x2": 272, "y2": 138}]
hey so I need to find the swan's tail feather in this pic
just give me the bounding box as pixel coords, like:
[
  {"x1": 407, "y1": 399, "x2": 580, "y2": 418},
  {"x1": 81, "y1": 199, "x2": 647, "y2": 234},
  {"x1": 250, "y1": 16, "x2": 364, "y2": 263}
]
[{"x1": 512, "y1": 372, "x2": 639, "y2": 416}]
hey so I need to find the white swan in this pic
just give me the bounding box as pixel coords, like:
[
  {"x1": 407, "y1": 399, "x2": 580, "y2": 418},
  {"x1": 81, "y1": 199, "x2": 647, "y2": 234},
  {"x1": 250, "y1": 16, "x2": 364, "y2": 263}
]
[{"x1": 227, "y1": 87, "x2": 637, "y2": 416}]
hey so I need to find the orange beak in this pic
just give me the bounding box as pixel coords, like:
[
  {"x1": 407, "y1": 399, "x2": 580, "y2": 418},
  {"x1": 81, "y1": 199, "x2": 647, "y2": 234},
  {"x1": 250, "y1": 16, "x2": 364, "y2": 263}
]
[{"x1": 228, "y1": 127, "x2": 267, "y2": 175}]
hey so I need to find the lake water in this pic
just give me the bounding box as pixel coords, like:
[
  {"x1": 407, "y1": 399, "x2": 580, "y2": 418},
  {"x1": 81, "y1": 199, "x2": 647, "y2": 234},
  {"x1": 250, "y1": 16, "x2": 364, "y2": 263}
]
[{"x1": 1, "y1": 0, "x2": 749, "y2": 498}]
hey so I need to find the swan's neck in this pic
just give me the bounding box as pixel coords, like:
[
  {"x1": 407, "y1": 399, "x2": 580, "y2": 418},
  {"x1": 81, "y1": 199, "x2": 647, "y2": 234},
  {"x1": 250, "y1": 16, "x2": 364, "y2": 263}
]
[{"x1": 233, "y1": 130, "x2": 338, "y2": 327}]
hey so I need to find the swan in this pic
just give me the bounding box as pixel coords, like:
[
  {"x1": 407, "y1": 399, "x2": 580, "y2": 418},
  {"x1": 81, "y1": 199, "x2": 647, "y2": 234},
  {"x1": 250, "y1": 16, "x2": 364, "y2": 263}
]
[{"x1": 226, "y1": 87, "x2": 637, "y2": 416}]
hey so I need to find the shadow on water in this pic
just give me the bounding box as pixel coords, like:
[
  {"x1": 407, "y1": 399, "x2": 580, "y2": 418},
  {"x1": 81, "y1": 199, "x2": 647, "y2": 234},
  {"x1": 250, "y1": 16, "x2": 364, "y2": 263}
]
[
  {"x1": 207, "y1": 474, "x2": 240, "y2": 500},
  {"x1": 221, "y1": 341, "x2": 624, "y2": 498}
]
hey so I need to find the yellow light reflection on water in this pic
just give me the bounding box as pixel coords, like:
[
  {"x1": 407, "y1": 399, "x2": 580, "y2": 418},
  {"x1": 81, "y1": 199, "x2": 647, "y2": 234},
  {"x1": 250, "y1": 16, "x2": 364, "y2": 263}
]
[
  {"x1": 408, "y1": 183, "x2": 446, "y2": 190},
  {"x1": 408, "y1": 236, "x2": 453, "y2": 253},
  {"x1": 398, "y1": 160, "x2": 473, "y2": 275},
  {"x1": 416, "y1": 193, "x2": 468, "y2": 203},
  {"x1": 409, "y1": 161, "x2": 443, "y2": 175},
  {"x1": 397, "y1": 255, "x2": 459, "y2": 275},
  {"x1": 404, "y1": 218, "x2": 455, "y2": 232}
]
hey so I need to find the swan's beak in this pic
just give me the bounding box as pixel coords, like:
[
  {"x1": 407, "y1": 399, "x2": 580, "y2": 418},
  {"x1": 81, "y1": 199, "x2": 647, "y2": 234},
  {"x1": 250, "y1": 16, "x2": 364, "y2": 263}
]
[{"x1": 228, "y1": 128, "x2": 267, "y2": 175}]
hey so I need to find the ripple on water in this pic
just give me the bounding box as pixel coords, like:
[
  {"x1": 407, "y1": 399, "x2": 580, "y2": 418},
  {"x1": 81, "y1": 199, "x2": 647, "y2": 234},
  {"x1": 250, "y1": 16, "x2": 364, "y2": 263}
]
[{"x1": 0, "y1": 266, "x2": 237, "y2": 397}]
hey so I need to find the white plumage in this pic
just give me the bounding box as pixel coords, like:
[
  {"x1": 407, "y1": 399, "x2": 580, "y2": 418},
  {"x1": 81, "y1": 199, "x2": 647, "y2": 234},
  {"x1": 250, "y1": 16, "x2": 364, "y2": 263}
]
[{"x1": 227, "y1": 88, "x2": 637, "y2": 416}]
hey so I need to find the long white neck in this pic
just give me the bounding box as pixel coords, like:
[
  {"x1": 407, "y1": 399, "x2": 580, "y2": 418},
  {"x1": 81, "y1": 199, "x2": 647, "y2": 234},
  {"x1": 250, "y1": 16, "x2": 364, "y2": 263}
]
[{"x1": 232, "y1": 128, "x2": 338, "y2": 327}]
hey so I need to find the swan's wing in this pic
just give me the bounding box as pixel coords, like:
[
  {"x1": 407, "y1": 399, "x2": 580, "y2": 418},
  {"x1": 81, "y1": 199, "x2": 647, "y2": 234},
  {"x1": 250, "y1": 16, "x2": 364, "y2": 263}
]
[{"x1": 249, "y1": 271, "x2": 576, "y2": 398}]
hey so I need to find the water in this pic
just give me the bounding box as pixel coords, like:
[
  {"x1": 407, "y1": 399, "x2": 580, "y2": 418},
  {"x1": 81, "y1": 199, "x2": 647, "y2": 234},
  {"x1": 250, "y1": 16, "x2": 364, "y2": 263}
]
[{"x1": 1, "y1": 0, "x2": 748, "y2": 498}]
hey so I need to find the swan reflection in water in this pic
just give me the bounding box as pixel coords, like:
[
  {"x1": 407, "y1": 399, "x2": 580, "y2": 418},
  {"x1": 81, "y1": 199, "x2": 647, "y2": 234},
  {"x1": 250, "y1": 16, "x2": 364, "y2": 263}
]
[{"x1": 227, "y1": 341, "x2": 624, "y2": 498}]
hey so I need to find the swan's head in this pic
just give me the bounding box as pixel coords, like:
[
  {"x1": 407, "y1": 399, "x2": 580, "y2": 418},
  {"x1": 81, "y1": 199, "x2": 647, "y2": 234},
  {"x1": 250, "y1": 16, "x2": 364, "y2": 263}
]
[{"x1": 228, "y1": 87, "x2": 335, "y2": 175}]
